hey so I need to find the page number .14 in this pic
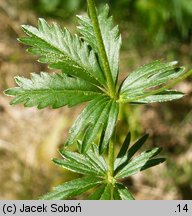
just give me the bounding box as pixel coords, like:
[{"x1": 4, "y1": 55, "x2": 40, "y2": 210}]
[{"x1": 176, "y1": 204, "x2": 188, "y2": 213}]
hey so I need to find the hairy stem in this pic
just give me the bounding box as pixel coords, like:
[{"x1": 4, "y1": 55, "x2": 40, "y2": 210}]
[{"x1": 87, "y1": 0, "x2": 116, "y2": 98}]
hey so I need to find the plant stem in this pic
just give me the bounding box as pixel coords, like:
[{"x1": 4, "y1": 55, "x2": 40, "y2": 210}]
[
  {"x1": 87, "y1": 0, "x2": 116, "y2": 98},
  {"x1": 108, "y1": 131, "x2": 116, "y2": 199},
  {"x1": 87, "y1": 0, "x2": 117, "y2": 200},
  {"x1": 108, "y1": 138, "x2": 115, "y2": 178}
]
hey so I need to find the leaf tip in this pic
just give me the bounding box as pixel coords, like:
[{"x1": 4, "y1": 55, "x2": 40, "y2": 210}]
[{"x1": 3, "y1": 89, "x2": 11, "y2": 96}]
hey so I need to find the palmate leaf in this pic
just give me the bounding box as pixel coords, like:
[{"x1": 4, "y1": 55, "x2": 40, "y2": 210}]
[
  {"x1": 115, "y1": 134, "x2": 148, "y2": 172},
  {"x1": 40, "y1": 176, "x2": 103, "y2": 200},
  {"x1": 41, "y1": 132, "x2": 165, "y2": 200},
  {"x1": 53, "y1": 145, "x2": 107, "y2": 176},
  {"x1": 4, "y1": 72, "x2": 103, "y2": 109},
  {"x1": 115, "y1": 147, "x2": 164, "y2": 179},
  {"x1": 120, "y1": 60, "x2": 186, "y2": 103},
  {"x1": 19, "y1": 18, "x2": 106, "y2": 86},
  {"x1": 77, "y1": 4, "x2": 122, "y2": 84},
  {"x1": 66, "y1": 95, "x2": 119, "y2": 153},
  {"x1": 114, "y1": 132, "x2": 165, "y2": 179}
]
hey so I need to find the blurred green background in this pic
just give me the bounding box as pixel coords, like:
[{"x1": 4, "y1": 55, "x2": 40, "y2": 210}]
[{"x1": 0, "y1": 0, "x2": 191, "y2": 199}]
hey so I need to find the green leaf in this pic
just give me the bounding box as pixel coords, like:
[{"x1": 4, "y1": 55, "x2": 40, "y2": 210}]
[
  {"x1": 141, "y1": 158, "x2": 166, "y2": 171},
  {"x1": 53, "y1": 148, "x2": 106, "y2": 176},
  {"x1": 99, "y1": 100, "x2": 119, "y2": 154},
  {"x1": 81, "y1": 100, "x2": 112, "y2": 153},
  {"x1": 88, "y1": 185, "x2": 106, "y2": 200},
  {"x1": 88, "y1": 183, "x2": 113, "y2": 200},
  {"x1": 4, "y1": 72, "x2": 103, "y2": 109},
  {"x1": 115, "y1": 147, "x2": 163, "y2": 179},
  {"x1": 19, "y1": 18, "x2": 106, "y2": 86},
  {"x1": 121, "y1": 61, "x2": 178, "y2": 92},
  {"x1": 86, "y1": 144, "x2": 108, "y2": 175},
  {"x1": 114, "y1": 183, "x2": 135, "y2": 200},
  {"x1": 120, "y1": 60, "x2": 186, "y2": 103},
  {"x1": 113, "y1": 187, "x2": 121, "y2": 200},
  {"x1": 66, "y1": 95, "x2": 118, "y2": 152},
  {"x1": 52, "y1": 157, "x2": 93, "y2": 175},
  {"x1": 77, "y1": 4, "x2": 122, "y2": 83},
  {"x1": 131, "y1": 90, "x2": 184, "y2": 104},
  {"x1": 66, "y1": 95, "x2": 108, "y2": 145},
  {"x1": 40, "y1": 176, "x2": 103, "y2": 200},
  {"x1": 125, "y1": 134, "x2": 149, "y2": 161},
  {"x1": 116, "y1": 132, "x2": 131, "y2": 158},
  {"x1": 115, "y1": 134, "x2": 148, "y2": 172},
  {"x1": 100, "y1": 184, "x2": 111, "y2": 200}
]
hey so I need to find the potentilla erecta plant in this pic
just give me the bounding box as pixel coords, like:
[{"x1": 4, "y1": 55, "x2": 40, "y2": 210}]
[{"x1": 4, "y1": 0, "x2": 192, "y2": 199}]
